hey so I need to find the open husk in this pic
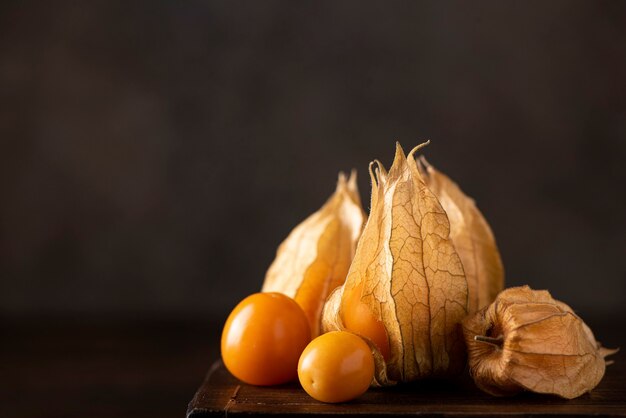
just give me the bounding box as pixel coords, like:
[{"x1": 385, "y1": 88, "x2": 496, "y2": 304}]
[
  {"x1": 262, "y1": 172, "x2": 366, "y2": 337},
  {"x1": 462, "y1": 285, "x2": 618, "y2": 399},
  {"x1": 322, "y1": 142, "x2": 469, "y2": 385},
  {"x1": 417, "y1": 158, "x2": 504, "y2": 313}
]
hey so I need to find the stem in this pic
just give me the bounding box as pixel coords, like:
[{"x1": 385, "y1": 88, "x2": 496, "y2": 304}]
[{"x1": 474, "y1": 334, "x2": 504, "y2": 347}]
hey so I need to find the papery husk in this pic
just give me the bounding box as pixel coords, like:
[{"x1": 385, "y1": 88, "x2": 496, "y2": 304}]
[
  {"x1": 417, "y1": 157, "x2": 504, "y2": 313},
  {"x1": 322, "y1": 142, "x2": 469, "y2": 385},
  {"x1": 462, "y1": 285, "x2": 618, "y2": 399},
  {"x1": 262, "y1": 171, "x2": 366, "y2": 337}
]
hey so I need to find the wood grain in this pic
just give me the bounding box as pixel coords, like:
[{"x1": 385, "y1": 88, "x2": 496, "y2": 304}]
[
  {"x1": 188, "y1": 352, "x2": 626, "y2": 417},
  {"x1": 2, "y1": 316, "x2": 622, "y2": 418}
]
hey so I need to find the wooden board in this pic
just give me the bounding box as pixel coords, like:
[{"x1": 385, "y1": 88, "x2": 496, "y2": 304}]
[{"x1": 187, "y1": 352, "x2": 626, "y2": 417}]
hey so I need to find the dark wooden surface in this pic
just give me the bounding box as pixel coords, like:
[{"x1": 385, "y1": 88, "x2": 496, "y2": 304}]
[
  {"x1": 188, "y1": 319, "x2": 626, "y2": 418},
  {"x1": 2, "y1": 316, "x2": 623, "y2": 417}
]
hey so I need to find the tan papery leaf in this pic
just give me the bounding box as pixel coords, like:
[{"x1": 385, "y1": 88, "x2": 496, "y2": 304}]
[
  {"x1": 462, "y1": 285, "x2": 618, "y2": 399},
  {"x1": 322, "y1": 142, "x2": 469, "y2": 385},
  {"x1": 262, "y1": 171, "x2": 366, "y2": 337},
  {"x1": 417, "y1": 158, "x2": 504, "y2": 313}
]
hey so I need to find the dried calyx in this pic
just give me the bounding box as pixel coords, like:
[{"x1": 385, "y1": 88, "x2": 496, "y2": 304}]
[
  {"x1": 462, "y1": 285, "x2": 618, "y2": 399},
  {"x1": 262, "y1": 172, "x2": 365, "y2": 337},
  {"x1": 260, "y1": 141, "x2": 615, "y2": 397},
  {"x1": 322, "y1": 142, "x2": 470, "y2": 385},
  {"x1": 417, "y1": 157, "x2": 504, "y2": 313}
]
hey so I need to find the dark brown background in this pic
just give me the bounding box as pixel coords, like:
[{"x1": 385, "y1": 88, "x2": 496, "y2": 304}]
[{"x1": 1, "y1": 1, "x2": 626, "y2": 417}]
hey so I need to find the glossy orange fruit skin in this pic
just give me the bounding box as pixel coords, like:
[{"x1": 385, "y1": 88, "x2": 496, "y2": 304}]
[
  {"x1": 298, "y1": 331, "x2": 375, "y2": 403},
  {"x1": 221, "y1": 292, "x2": 311, "y2": 386}
]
